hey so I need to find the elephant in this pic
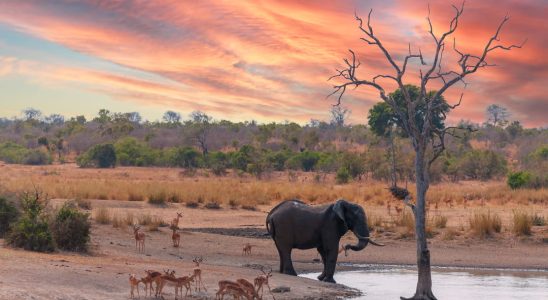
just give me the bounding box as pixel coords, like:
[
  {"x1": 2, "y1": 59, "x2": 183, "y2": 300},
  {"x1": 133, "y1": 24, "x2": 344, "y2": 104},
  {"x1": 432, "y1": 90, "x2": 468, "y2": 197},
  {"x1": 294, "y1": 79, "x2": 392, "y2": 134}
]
[{"x1": 265, "y1": 199, "x2": 384, "y2": 283}]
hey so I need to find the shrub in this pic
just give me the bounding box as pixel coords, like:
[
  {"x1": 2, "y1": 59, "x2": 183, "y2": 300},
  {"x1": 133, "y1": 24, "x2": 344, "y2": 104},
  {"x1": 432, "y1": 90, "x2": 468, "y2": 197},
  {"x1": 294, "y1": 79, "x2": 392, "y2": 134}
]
[
  {"x1": 459, "y1": 150, "x2": 507, "y2": 180},
  {"x1": 75, "y1": 199, "x2": 92, "y2": 210},
  {"x1": 114, "y1": 137, "x2": 156, "y2": 166},
  {"x1": 340, "y1": 152, "x2": 365, "y2": 179},
  {"x1": 0, "y1": 142, "x2": 29, "y2": 163},
  {"x1": 205, "y1": 201, "x2": 221, "y2": 209},
  {"x1": 287, "y1": 151, "x2": 320, "y2": 172},
  {"x1": 50, "y1": 202, "x2": 91, "y2": 251},
  {"x1": 469, "y1": 211, "x2": 502, "y2": 238},
  {"x1": 512, "y1": 211, "x2": 532, "y2": 236},
  {"x1": 77, "y1": 143, "x2": 116, "y2": 168},
  {"x1": 185, "y1": 201, "x2": 199, "y2": 208},
  {"x1": 336, "y1": 167, "x2": 351, "y2": 184},
  {"x1": 6, "y1": 191, "x2": 55, "y2": 252},
  {"x1": 172, "y1": 146, "x2": 200, "y2": 168},
  {"x1": 0, "y1": 196, "x2": 19, "y2": 237},
  {"x1": 94, "y1": 207, "x2": 111, "y2": 224},
  {"x1": 23, "y1": 149, "x2": 52, "y2": 165},
  {"x1": 507, "y1": 171, "x2": 531, "y2": 189},
  {"x1": 209, "y1": 151, "x2": 228, "y2": 175},
  {"x1": 531, "y1": 214, "x2": 546, "y2": 226}
]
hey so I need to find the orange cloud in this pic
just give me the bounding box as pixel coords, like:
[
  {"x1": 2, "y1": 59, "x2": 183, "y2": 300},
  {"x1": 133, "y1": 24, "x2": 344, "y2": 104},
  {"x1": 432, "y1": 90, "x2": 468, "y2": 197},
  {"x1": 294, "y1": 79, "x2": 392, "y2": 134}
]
[{"x1": 0, "y1": 0, "x2": 545, "y2": 126}]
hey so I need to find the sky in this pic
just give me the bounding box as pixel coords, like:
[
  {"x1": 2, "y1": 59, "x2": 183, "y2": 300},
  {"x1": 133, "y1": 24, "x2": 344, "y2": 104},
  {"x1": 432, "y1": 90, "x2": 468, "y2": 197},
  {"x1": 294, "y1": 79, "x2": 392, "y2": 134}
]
[{"x1": 0, "y1": 0, "x2": 546, "y2": 127}]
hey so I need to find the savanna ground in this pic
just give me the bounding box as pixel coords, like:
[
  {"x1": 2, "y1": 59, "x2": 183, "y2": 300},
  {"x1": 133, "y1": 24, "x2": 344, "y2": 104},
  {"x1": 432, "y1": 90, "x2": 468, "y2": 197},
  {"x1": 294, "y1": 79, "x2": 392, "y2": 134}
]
[{"x1": 0, "y1": 163, "x2": 547, "y2": 300}]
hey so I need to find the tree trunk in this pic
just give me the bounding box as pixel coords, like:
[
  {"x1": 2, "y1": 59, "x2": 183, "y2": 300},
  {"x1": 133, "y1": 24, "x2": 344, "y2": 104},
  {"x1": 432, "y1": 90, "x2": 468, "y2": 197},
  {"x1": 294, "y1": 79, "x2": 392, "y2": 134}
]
[
  {"x1": 401, "y1": 148, "x2": 437, "y2": 300},
  {"x1": 389, "y1": 130, "x2": 397, "y2": 187}
]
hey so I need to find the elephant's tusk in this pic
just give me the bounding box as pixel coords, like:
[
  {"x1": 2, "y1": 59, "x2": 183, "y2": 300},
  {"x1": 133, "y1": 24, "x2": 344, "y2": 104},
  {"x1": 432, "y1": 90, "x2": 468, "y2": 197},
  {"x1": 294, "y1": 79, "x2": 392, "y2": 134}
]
[{"x1": 354, "y1": 234, "x2": 386, "y2": 247}]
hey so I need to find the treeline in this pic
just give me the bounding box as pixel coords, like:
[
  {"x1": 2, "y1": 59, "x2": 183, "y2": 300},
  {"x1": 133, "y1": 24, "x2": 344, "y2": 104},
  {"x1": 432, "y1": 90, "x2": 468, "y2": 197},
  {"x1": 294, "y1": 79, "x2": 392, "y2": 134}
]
[{"x1": 0, "y1": 108, "x2": 546, "y2": 187}]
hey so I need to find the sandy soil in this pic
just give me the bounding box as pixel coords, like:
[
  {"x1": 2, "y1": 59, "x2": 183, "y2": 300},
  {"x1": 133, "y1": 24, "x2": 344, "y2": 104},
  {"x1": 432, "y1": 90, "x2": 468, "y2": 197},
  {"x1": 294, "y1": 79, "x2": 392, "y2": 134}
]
[{"x1": 1, "y1": 199, "x2": 547, "y2": 300}]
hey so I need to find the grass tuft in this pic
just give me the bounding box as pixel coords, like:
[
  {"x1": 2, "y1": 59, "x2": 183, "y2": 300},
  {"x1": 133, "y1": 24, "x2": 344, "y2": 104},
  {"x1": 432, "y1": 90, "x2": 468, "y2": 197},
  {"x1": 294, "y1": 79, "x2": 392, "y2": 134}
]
[
  {"x1": 512, "y1": 210, "x2": 532, "y2": 236},
  {"x1": 432, "y1": 215, "x2": 448, "y2": 229},
  {"x1": 469, "y1": 211, "x2": 501, "y2": 238},
  {"x1": 94, "y1": 207, "x2": 111, "y2": 224}
]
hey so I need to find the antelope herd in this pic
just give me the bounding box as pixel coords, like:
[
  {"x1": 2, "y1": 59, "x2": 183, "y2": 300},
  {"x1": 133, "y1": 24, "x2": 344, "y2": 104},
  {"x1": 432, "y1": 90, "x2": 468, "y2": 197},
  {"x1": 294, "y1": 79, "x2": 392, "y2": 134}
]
[
  {"x1": 127, "y1": 212, "x2": 274, "y2": 299},
  {"x1": 128, "y1": 264, "x2": 275, "y2": 300}
]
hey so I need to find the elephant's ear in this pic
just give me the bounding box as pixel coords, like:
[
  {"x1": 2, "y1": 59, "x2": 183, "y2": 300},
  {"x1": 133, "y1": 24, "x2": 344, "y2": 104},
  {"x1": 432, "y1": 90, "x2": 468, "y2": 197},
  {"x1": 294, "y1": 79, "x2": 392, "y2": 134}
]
[{"x1": 333, "y1": 200, "x2": 348, "y2": 228}]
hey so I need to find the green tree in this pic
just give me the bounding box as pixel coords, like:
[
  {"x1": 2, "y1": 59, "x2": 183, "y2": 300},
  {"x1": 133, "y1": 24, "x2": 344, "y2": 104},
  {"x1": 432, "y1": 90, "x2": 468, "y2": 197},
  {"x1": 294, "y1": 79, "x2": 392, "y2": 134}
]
[{"x1": 77, "y1": 144, "x2": 116, "y2": 168}]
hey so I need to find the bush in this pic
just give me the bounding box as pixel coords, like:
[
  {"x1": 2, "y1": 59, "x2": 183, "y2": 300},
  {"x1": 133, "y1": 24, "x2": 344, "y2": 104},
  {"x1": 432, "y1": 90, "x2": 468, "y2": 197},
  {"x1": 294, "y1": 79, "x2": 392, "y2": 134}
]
[
  {"x1": 50, "y1": 202, "x2": 91, "y2": 251},
  {"x1": 205, "y1": 201, "x2": 221, "y2": 209},
  {"x1": 512, "y1": 211, "x2": 532, "y2": 236},
  {"x1": 208, "y1": 151, "x2": 228, "y2": 175},
  {"x1": 114, "y1": 137, "x2": 156, "y2": 166},
  {"x1": 531, "y1": 214, "x2": 546, "y2": 226},
  {"x1": 507, "y1": 171, "x2": 531, "y2": 189},
  {"x1": 173, "y1": 146, "x2": 200, "y2": 169},
  {"x1": 185, "y1": 201, "x2": 199, "y2": 208},
  {"x1": 77, "y1": 143, "x2": 116, "y2": 168},
  {"x1": 288, "y1": 151, "x2": 320, "y2": 171},
  {"x1": 23, "y1": 149, "x2": 52, "y2": 165},
  {"x1": 459, "y1": 150, "x2": 507, "y2": 180},
  {"x1": 0, "y1": 196, "x2": 19, "y2": 237},
  {"x1": 336, "y1": 167, "x2": 351, "y2": 184},
  {"x1": 0, "y1": 142, "x2": 29, "y2": 163},
  {"x1": 75, "y1": 199, "x2": 92, "y2": 210},
  {"x1": 469, "y1": 211, "x2": 502, "y2": 238},
  {"x1": 7, "y1": 191, "x2": 55, "y2": 252}
]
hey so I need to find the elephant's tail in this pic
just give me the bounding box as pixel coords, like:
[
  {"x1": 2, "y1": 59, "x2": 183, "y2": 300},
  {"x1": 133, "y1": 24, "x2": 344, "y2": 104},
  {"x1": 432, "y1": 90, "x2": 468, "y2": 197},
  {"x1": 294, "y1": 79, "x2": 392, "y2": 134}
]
[{"x1": 266, "y1": 217, "x2": 275, "y2": 238}]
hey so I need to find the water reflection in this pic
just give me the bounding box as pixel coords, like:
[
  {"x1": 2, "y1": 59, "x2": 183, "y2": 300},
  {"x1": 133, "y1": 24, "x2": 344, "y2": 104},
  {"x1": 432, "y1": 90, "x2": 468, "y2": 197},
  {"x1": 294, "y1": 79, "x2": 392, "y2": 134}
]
[{"x1": 302, "y1": 266, "x2": 548, "y2": 300}]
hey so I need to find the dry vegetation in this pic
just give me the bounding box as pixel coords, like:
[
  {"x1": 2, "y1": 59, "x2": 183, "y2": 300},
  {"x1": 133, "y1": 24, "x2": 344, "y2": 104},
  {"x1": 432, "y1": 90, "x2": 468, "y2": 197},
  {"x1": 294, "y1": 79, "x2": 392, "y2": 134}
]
[{"x1": 1, "y1": 163, "x2": 547, "y2": 243}]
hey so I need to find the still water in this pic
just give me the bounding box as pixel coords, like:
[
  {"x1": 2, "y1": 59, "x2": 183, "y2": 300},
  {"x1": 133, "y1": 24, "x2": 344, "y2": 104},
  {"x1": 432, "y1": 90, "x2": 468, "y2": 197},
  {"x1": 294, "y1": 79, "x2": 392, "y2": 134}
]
[{"x1": 302, "y1": 266, "x2": 548, "y2": 300}]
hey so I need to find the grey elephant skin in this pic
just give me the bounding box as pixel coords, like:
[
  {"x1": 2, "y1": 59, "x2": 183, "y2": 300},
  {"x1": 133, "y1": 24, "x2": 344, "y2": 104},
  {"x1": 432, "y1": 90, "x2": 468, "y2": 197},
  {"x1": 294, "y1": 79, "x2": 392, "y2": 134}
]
[{"x1": 266, "y1": 199, "x2": 384, "y2": 283}]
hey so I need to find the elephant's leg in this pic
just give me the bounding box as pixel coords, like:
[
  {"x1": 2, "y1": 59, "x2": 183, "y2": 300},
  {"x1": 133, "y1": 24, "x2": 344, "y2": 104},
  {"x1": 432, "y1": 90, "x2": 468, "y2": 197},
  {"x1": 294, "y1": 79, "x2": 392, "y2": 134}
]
[
  {"x1": 322, "y1": 248, "x2": 339, "y2": 283},
  {"x1": 274, "y1": 241, "x2": 284, "y2": 273},
  {"x1": 317, "y1": 246, "x2": 327, "y2": 281},
  {"x1": 281, "y1": 248, "x2": 297, "y2": 276}
]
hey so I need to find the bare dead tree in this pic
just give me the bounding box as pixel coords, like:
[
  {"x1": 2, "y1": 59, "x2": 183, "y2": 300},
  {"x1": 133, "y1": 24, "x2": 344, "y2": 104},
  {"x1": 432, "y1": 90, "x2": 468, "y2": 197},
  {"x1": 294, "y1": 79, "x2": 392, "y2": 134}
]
[{"x1": 329, "y1": 3, "x2": 524, "y2": 300}]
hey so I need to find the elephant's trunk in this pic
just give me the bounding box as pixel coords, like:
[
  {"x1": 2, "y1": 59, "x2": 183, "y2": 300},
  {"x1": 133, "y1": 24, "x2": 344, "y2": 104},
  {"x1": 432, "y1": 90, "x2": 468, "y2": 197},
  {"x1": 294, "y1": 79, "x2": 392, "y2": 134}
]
[{"x1": 344, "y1": 226, "x2": 385, "y2": 252}]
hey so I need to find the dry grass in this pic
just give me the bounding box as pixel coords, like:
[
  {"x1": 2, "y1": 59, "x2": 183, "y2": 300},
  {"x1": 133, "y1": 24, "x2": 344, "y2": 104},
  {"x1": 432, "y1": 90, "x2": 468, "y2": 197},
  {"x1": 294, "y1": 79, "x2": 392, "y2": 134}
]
[
  {"x1": 469, "y1": 211, "x2": 502, "y2": 238},
  {"x1": 442, "y1": 228, "x2": 459, "y2": 240},
  {"x1": 1, "y1": 165, "x2": 546, "y2": 208},
  {"x1": 367, "y1": 214, "x2": 385, "y2": 231},
  {"x1": 136, "y1": 213, "x2": 165, "y2": 231},
  {"x1": 75, "y1": 198, "x2": 92, "y2": 210},
  {"x1": 124, "y1": 212, "x2": 134, "y2": 226},
  {"x1": 512, "y1": 211, "x2": 532, "y2": 236},
  {"x1": 94, "y1": 207, "x2": 111, "y2": 225},
  {"x1": 432, "y1": 215, "x2": 448, "y2": 229},
  {"x1": 111, "y1": 214, "x2": 124, "y2": 228}
]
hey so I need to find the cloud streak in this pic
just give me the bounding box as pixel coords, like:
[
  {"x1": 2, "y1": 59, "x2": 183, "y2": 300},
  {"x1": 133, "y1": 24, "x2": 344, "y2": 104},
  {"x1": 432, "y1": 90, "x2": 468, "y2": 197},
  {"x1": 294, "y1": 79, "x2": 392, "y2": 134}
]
[{"x1": 0, "y1": 0, "x2": 545, "y2": 126}]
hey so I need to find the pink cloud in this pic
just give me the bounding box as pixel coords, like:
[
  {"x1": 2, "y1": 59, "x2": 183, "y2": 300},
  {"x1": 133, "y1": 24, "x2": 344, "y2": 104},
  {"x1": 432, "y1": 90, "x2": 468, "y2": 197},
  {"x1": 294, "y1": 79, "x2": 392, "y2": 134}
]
[{"x1": 0, "y1": 0, "x2": 545, "y2": 126}]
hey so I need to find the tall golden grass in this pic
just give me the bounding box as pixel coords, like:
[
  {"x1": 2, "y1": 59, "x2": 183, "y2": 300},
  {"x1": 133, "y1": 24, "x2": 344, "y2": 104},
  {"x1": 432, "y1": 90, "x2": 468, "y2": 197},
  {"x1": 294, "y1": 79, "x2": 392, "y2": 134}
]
[{"x1": 0, "y1": 165, "x2": 546, "y2": 207}]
